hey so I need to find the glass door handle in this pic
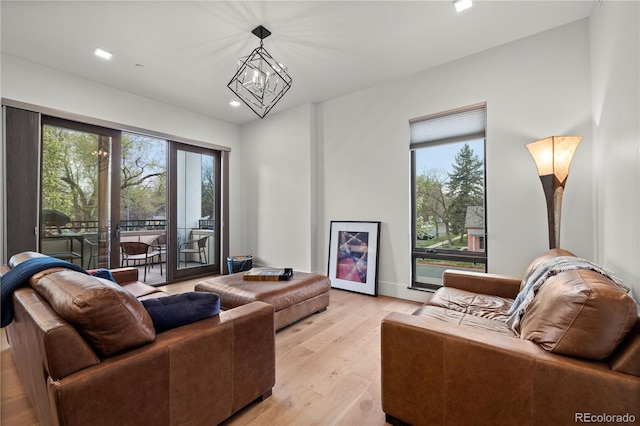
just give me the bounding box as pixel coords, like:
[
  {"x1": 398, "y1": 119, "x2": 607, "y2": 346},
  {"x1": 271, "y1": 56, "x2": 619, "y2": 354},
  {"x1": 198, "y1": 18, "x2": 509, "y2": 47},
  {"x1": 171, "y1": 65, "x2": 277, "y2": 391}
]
[{"x1": 114, "y1": 224, "x2": 121, "y2": 240}]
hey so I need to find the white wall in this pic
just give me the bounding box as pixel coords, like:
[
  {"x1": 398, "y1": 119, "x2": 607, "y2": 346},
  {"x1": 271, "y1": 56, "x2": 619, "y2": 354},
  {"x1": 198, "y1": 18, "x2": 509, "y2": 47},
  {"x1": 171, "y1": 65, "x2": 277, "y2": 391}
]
[
  {"x1": 240, "y1": 103, "x2": 316, "y2": 271},
  {"x1": 312, "y1": 20, "x2": 593, "y2": 301},
  {"x1": 6, "y1": 11, "x2": 636, "y2": 303},
  {"x1": 0, "y1": 54, "x2": 244, "y2": 259},
  {"x1": 589, "y1": 1, "x2": 640, "y2": 301},
  {"x1": 237, "y1": 20, "x2": 594, "y2": 302}
]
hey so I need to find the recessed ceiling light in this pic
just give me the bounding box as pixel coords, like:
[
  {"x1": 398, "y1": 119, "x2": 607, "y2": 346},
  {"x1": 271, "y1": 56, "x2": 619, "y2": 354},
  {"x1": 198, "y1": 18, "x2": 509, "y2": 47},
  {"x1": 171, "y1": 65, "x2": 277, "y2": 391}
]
[
  {"x1": 94, "y1": 48, "x2": 112, "y2": 60},
  {"x1": 454, "y1": 0, "x2": 472, "y2": 12},
  {"x1": 229, "y1": 100, "x2": 241, "y2": 107}
]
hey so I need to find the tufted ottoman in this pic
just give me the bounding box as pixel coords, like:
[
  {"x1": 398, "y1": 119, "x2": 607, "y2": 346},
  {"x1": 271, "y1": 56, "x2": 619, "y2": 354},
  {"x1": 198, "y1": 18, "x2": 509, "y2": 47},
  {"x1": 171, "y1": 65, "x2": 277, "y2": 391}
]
[{"x1": 195, "y1": 269, "x2": 331, "y2": 330}]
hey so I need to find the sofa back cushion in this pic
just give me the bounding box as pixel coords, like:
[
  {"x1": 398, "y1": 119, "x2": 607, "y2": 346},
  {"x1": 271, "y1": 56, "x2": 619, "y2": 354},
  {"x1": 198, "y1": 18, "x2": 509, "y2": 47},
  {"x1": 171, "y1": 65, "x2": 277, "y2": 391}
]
[
  {"x1": 33, "y1": 270, "x2": 156, "y2": 357},
  {"x1": 519, "y1": 269, "x2": 637, "y2": 360},
  {"x1": 520, "y1": 248, "x2": 575, "y2": 290},
  {"x1": 8, "y1": 250, "x2": 48, "y2": 268},
  {"x1": 608, "y1": 317, "x2": 640, "y2": 375}
]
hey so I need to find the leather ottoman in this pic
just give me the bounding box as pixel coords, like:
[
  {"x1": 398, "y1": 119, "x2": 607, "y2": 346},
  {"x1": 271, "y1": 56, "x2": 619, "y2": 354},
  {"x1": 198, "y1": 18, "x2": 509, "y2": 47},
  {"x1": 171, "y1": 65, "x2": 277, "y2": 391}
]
[{"x1": 195, "y1": 270, "x2": 331, "y2": 330}]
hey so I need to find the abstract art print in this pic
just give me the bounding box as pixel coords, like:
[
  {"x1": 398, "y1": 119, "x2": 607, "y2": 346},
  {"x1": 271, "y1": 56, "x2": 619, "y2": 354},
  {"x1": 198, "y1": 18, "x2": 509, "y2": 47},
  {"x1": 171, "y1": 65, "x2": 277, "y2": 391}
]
[{"x1": 328, "y1": 221, "x2": 380, "y2": 296}]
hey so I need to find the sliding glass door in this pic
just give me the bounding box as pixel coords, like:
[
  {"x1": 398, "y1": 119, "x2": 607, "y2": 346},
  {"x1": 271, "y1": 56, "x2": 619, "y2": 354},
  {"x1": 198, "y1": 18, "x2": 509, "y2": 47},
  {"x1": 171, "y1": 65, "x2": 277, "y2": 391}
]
[
  {"x1": 171, "y1": 143, "x2": 220, "y2": 279},
  {"x1": 119, "y1": 132, "x2": 167, "y2": 284},
  {"x1": 40, "y1": 117, "x2": 120, "y2": 270},
  {"x1": 35, "y1": 114, "x2": 221, "y2": 283},
  {"x1": 39, "y1": 120, "x2": 169, "y2": 284}
]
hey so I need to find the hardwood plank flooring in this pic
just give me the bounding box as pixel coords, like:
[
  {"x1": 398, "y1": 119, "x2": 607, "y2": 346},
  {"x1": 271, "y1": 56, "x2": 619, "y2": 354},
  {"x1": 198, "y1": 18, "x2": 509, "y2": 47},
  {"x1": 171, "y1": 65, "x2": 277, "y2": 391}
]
[{"x1": 1, "y1": 282, "x2": 423, "y2": 425}]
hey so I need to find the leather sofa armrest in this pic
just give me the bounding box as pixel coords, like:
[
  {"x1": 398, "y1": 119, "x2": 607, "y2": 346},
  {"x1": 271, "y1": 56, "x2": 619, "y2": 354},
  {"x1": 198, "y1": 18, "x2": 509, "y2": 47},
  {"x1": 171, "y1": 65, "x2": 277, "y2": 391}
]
[
  {"x1": 109, "y1": 267, "x2": 138, "y2": 284},
  {"x1": 220, "y1": 301, "x2": 276, "y2": 411},
  {"x1": 47, "y1": 301, "x2": 276, "y2": 426},
  {"x1": 442, "y1": 269, "x2": 521, "y2": 299},
  {"x1": 381, "y1": 312, "x2": 640, "y2": 426}
]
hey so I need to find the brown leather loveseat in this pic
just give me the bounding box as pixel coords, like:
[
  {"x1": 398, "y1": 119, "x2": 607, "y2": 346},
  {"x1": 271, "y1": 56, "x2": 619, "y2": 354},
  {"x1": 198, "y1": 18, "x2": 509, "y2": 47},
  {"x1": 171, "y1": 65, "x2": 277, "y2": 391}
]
[
  {"x1": 2, "y1": 251, "x2": 276, "y2": 426},
  {"x1": 382, "y1": 249, "x2": 640, "y2": 425}
]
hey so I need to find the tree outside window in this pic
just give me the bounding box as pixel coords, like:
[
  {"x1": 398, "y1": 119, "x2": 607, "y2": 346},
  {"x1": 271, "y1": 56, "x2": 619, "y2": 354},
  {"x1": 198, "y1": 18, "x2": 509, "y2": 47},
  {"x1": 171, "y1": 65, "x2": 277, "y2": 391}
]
[{"x1": 410, "y1": 104, "x2": 487, "y2": 290}]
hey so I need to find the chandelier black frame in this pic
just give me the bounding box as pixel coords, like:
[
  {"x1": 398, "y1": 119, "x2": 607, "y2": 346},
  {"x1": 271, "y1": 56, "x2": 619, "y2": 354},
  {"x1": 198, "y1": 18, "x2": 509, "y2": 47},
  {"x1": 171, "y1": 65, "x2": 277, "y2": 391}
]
[{"x1": 227, "y1": 25, "x2": 293, "y2": 119}]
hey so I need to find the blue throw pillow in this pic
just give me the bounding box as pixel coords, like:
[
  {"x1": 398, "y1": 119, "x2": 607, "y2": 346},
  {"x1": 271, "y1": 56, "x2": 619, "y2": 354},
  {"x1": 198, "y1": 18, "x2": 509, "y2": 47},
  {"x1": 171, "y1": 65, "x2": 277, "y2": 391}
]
[
  {"x1": 87, "y1": 268, "x2": 117, "y2": 283},
  {"x1": 141, "y1": 292, "x2": 220, "y2": 333}
]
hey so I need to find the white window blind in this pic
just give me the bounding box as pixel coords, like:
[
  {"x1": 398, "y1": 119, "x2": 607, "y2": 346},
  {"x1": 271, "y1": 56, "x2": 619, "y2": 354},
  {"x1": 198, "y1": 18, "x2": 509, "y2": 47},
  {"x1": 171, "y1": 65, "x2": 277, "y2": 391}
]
[{"x1": 410, "y1": 103, "x2": 486, "y2": 149}]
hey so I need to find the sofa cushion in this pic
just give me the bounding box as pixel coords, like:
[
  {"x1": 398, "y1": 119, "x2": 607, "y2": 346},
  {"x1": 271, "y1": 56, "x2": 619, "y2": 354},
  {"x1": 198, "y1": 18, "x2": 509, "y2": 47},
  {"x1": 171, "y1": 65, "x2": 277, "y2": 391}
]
[
  {"x1": 520, "y1": 248, "x2": 575, "y2": 291},
  {"x1": 33, "y1": 270, "x2": 156, "y2": 357},
  {"x1": 413, "y1": 305, "x2": 516, "y2": 337},
  {"x1": 519, "y1": 269, "x2": 638, "y2": 360},
  {"x1": 608, "y1": 319, "x2": 640, "y2": 375},
  {"x1": 141, "y1": 292, "x2": 220, "y2": 333},
  {"x1": 428, "y1": 287, "x2": 513, "y2": 321},
  {"x1": 8, "y1": 250, "x2": 49, "y2": 268}
]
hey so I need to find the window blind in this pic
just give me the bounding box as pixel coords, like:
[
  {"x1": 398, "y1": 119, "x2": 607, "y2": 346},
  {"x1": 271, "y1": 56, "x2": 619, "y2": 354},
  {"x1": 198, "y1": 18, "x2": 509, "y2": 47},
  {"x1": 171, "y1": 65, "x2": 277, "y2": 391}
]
[{"x1": 410, "y1": 103, "x2": 486, "y2": 149}]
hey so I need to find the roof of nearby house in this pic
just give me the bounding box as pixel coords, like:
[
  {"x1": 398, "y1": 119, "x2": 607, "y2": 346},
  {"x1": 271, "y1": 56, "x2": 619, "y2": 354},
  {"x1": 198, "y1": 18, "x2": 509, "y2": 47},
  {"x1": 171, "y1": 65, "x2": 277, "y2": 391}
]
[{"x1": 465, "y1": 206, "x2": 484, "y2": 229}]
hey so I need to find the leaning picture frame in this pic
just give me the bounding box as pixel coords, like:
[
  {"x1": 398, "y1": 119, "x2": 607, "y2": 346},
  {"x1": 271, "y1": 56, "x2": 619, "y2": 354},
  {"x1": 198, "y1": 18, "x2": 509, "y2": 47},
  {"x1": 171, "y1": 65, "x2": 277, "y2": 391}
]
[{"x1": 327, "y1": 221, "x2": 380, "y2": 296}]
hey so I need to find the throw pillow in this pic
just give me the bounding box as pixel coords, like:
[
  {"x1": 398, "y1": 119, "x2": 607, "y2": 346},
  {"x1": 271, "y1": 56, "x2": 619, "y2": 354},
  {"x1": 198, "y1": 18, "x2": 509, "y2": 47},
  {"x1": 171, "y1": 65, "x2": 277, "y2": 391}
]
[
  {"x1": 33, "y1": 270, "x2": 156, "y2": 357},
  {"x1": 87, "y1": 268, "x2": 117, "y2": 282},
  {"x1": 519, "y1": 269, "x2": 638, "y2": 360},
  {"x1": 141, "y1": 292, "x2": 220, "y2": 333}
]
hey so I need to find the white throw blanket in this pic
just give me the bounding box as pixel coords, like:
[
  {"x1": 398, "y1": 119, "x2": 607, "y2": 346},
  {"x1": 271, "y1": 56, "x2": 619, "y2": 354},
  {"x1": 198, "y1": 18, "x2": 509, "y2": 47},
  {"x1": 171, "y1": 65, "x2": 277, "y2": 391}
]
[{"x1": 507, "y1": 256, "x2": 629, "y2": 333}]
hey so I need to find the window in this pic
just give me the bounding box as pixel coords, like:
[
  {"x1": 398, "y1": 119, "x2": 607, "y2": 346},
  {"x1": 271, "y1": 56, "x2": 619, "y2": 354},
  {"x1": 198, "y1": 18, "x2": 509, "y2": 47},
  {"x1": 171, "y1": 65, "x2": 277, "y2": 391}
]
[
  {"x1": 25, "y1": 111, "x2": 224, "y2": 284},
  {"x1": 410, "y1": 103, "x2": 487, "y2": 290}
]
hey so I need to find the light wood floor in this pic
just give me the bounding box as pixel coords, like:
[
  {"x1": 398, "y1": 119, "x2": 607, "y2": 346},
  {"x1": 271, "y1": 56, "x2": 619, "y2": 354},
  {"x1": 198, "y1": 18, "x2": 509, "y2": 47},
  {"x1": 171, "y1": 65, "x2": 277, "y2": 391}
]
[{"x1": 1, "y1": 281, "x2": 424, "y2": 425}]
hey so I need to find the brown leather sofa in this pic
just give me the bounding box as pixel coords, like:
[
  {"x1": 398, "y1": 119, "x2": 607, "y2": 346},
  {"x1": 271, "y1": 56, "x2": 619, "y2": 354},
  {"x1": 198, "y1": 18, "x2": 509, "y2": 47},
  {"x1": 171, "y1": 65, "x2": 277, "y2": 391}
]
[
  {"x1": 3, "y1": 252, "x2": 276, "y2": 426},
  {"x1": 382, "y1": 249, "x2": 640, "y2": 426}
]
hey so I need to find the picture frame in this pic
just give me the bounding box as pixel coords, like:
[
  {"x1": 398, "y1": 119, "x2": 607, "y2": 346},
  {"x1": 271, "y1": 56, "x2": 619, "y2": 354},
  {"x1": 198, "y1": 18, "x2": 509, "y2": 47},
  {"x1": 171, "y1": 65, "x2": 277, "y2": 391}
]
[{"x1": 327, "y1": 221, "x2": 380, "y2": 296}]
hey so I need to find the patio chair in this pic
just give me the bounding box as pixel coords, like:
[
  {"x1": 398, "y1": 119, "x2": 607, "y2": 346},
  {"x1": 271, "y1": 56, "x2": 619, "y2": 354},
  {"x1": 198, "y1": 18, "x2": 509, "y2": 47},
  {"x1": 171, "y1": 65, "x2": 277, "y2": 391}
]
[
  {"x1": 120, "y1": 241, "x2": 162, "y2": 281},
  {"x1": 85, "y1": 237, "x2": 99, "y2": 269},
  {"x1": 179, "y1": 236, "x2": 208, "y2": 268},
  {"x1": 152, "y1": 234, "x2": 167, "y2": 257}
]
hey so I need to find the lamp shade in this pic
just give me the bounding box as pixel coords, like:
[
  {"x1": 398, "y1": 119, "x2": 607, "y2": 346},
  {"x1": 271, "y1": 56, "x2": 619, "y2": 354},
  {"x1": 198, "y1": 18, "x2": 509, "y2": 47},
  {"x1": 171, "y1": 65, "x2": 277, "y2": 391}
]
[{"x1": 525, "y1": 136, "x2": 582, "y2": 183}]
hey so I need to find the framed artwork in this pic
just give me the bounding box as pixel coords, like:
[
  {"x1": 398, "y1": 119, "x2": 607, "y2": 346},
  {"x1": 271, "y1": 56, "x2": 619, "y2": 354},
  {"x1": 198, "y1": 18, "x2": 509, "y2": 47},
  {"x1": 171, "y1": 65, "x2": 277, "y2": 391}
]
[{"x1": 328, "y1": 221, "x2": 380, "y2": 296}]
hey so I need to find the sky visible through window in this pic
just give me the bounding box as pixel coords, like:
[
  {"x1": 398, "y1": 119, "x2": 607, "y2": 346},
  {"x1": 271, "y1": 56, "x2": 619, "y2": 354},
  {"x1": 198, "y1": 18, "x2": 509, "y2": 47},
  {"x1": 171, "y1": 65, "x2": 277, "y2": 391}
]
[{"x1": 415, "y1": 138, "x2": 484, "y2": 175}]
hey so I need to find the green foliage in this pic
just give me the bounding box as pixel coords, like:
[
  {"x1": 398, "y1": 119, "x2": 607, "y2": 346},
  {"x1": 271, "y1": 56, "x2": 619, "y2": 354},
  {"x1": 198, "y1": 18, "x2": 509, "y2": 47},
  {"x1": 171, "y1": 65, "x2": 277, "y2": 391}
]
[
  {"x1": 415, "y1": 143, "x2": 483, "y2": 248},
  {"x1": 41, "y1": 126, "x2": 167, "y2": 223},
  {"x1": 42, "y1": 126, "x2": 101, "y2": 220},
  {"x1": 416, "y1": 215, "x2": 435, "y2": 239},
  {"x1": 120, "y1": 133, "x2": 166, "y2": 221},
  {"x1": 446, "y1": 143, "x2": 484, "y2": 235},
  {"x1": 415, "y1": 169, "x2": 452, "y2": 245},
  {"x1": 201, "y1": 156, "x2": 215, "y2": 218},
  {"x1": 42, "y1": 127, "x2": 73, "y2": 213}
]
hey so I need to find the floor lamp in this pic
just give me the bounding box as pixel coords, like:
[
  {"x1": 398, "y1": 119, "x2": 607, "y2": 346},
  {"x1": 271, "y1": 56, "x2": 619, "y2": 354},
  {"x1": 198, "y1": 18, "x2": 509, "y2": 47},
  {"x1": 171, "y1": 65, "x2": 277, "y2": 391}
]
[{"x1": 525, "y1": 136, "x2": 582, "y2": 249}]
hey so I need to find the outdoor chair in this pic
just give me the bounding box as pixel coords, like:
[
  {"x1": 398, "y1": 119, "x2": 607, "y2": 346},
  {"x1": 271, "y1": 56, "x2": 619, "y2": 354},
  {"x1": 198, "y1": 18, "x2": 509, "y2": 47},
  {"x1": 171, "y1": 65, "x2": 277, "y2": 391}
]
[
  {"x1": 120, "y1": 241, "x2": 162, "y2": 281},
  {"x1": 152, "y1": 234, "x2": 167, "y2": 258},
  {"x1": 179, "y1": 236, "x2": 208, "y2": 268},
  {"x1": 85, "y1": 237, "x2": 99, "y2": 269}
]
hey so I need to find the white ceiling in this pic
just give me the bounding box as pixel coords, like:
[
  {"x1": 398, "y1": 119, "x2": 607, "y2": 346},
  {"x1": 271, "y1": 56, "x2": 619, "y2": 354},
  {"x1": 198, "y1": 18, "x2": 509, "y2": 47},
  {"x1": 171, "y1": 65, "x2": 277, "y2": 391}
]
[{"x1": 1, "y1": 1, "x2": 593, "y2": 124}]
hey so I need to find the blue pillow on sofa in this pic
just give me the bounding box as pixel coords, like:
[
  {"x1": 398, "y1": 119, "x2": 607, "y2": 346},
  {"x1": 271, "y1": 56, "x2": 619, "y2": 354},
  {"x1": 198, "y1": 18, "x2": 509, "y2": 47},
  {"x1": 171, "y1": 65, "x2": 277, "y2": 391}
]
[
  {"x1": 87, "y1": 268, "x2": 117, "y2": 282},
  {"x1": 141, "y1": 292, "x2": 220, "y2": 333}
]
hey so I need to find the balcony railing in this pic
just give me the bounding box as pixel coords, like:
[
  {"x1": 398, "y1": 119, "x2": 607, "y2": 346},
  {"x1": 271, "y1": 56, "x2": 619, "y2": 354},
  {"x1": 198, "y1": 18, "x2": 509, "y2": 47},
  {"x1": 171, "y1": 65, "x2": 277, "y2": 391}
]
[
  {"x1": 45, "y1": 219, "x2": 168, "y2": 234},
  {"x1": 46, "y1": 219, "x2": 218, "y2": 233}
]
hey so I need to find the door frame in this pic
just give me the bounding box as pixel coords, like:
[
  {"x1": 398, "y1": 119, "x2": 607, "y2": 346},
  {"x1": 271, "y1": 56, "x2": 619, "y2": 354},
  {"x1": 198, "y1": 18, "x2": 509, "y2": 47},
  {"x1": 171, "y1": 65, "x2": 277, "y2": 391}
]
[
  {"x1": 40, "y1": 116, "x2": 122, "y2": 269},
  {"x1": 168, "y1": 141, "x2": 221, "y2": 281}
]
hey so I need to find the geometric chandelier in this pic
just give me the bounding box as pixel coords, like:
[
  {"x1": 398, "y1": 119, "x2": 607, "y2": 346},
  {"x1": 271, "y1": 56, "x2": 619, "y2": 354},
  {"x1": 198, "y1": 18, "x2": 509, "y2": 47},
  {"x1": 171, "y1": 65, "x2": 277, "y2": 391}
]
[{"x1": 227, "y1": 25, "x2": 293, "y2": 119}]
